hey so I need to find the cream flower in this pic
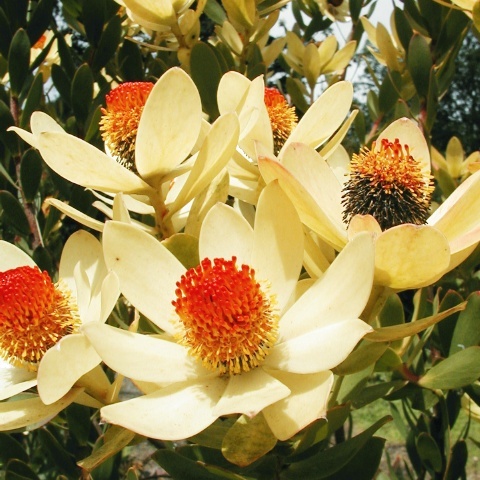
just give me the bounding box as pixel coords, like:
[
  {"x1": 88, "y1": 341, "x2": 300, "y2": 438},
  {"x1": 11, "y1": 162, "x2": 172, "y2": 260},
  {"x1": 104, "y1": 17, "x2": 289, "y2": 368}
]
[
  {"x1": 83, "y1": 182, "x2": 374, "y2": 441},
  {"x1": 10, "y1": 68, "x2": 240, "y2": 238},
  {"x1": 0, "y1": 231, "x2": 118, "y2": 430},
  {"x1": 259, "y1": 117, "x2": 480, "y2": 290},
  {"x1": 217, "y1": 71, "x2": 355, "y2": 204}
]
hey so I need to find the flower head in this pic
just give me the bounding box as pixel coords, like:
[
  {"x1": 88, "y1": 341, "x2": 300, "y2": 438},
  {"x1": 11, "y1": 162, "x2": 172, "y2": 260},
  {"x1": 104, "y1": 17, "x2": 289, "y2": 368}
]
[
  {"x1": 342, "y1": 138, "x2": 434, "y2": 230},
  {"x1": 99, "y1": 82, "x2": 154, "y2": 171},
  {"x1": 83, "y1": 182, "x2": 374, "y2": 441}
]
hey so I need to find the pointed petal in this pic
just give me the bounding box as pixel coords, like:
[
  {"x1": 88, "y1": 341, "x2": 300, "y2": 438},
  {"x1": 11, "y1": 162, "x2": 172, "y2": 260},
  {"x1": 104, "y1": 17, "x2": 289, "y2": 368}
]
[
  {"x1": 217, "y1": 71, "x2": 251, "y2": 114},
  {"x1": 374, "y1": 224, "x2": 450, "y2": 289},
  {"x1": 168, "y1": 112, "x2": 239, "y2": 215},
  {"x1": 279, "y1": 81, "x2": 353, "y2": 155},
  {"x1": 100, "y1": 377, "x2": 226, "y2": 440},
  {"x1": 82, "y1": 322, "x2": 208, "y2": 384},
  {"x1": 0, "y1": 361, "x2": 37, "y2": 400},
  {"x1": 263, "y1": 370, "x2": 333, "y2": 441},
  {"x1": 37, "y1": 334, "x2": 101, "y2": 405},
  {"x1": 102, "y1": 221, "x2": 185, "y2": 334},
  {"x1": 252, "y1": 182, "x2": 304, "y2": 313},
  {"x1": 136, "y1": 68, "x2": 202, "y2": 180},
  {"x1": 377, "y1": 117, "x2": 431, "y2": 182},
  {"x1": 36, "y1": 132, "x2": 153, "y2": 194},
  {"x1": 278, "y1": 232, "x2": 374, "y2": 341},
  {"x1": 46, "y1": 198, "x2": 105, "y2": 232},
  {"x1": 30, "y1": 111, "x2": 65, "y2": 135},
  {"x1": 0, "y1": 389, "x2": 82, "y2": 431},
  {"x1": 0, "y1": 241, "x2": 36, "y2": 270},
  {"x1": 200, "y1": 203, "x2": 254, "y2": 266},
  {"x1": 213, "y1": 368, "x2": 290, "y2": 418},
  {"x1": 258, "y1": 154, "x2": 347, "y2": 250},
  {"x1": 265, "y1": 319, "x2": 372, "y2": 373},
  {"x1": 428, "y1": 170, "x2": 480, "y2": 254}
]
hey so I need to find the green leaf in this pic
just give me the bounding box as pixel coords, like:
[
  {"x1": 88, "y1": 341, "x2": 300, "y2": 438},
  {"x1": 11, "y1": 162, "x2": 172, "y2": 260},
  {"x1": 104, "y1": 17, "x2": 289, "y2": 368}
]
[
  {"x1": 8, "y1": 28, "x2": 30, "y2": 96},
  {"x1": 0, "y1": 190, "x2": 30, "y2": 235},
  {"x1": 189, "y1": 417, "x2": 236, "y2": 450},
  {"x1": 425, "y1": 67, "x2": 438, "y2": 133},
  {"x1": 378, "y1": 72, "x2": 399, "y2": 115},
  {"x1": 20, "y1": 71, "x2": 44, "y2": 129},
  {"x1": 32, "y1": 246, "x2": 54, "y2": 277},
  {"x1": 365, "y1": 303, "x2": 466, "y2": 342},
  {"x1": 352, "y1": 380, "x2": 407, "y2": 409},
  {"x1": 37, "y1": 428, "x2": 79, "y2": 477},
  {"x1": 0, "y1": 7, "x2": 13, "y2": 58},
  {"x1": 322, "y1": 437, "x2": 386, "y2": 480},
  {"x1": 118, "y1": 39, "x2": 144, "y2": 81},
  {"x1": 78, "y1": 425, "x2": 136, "y2": 472},
  {"x1": 0, "y1": 99, "x2": 17, "y2": 154},
  {"x1": 419, "y1": 346, "x2": 480, "y2": 390},
  {"x1": 5, "y1": 459, "x2": 40, "y2": 480},
  {"x1": 82, "y1": 0, "x2": 106, "y2": 46},
  {"x1": 286, "y1": 77, "x2": 309, "y2": 114},
  {"x1": 71, "y1": 63, "x2": 94, "y2": 125},
  {"x1": 450, "y1": 293, "x2": 480, "y2": 356},
  {"x1": 204, "y1": 0, "x2": 227, "y2": 25},
  {"x1": 20, "y1": 149, "x2": 43, "y2": 202},
  {"x1": 333, "y1": 341, "x2": 389, "y2": 376},
  {"x1": 349, "y1": 0, "x2": 363, "y2": 23},
  {"x1": 394, "y1": 7, "x2": 413, "y2": 51},
  {"x1": 92, "y1": 14, "x2": 122, "y2": 72},
  {"x1": 26, "y1": 0, "x2": 55, "y2": 46},
  {"x1": 152, "y1": 449, "x2": 222, "y2": 480},
  {"x1": 282, "y1": 416, "x2": 392, "y2": 479},
  {"x1": 162, "y1": 233, "x2": 199, "y2": 270},
  {"x1": 407, "y1": 34, "x2": 432, "y2": 99},
  {"x1": 56, "y1": 33, "x2": 76, "y2": 78},
  {"x1": 190, "y1": 42, "x2": 222, "y2": 120},
  {"x1": 445, "y1": 440, "x2": 468, "y2": 480},
  {"x1": 222, "y1": 413, "x2": 277, "y2": 467},
  {"x1": 436, "y1": 290, "x2": 463, "y2": 355},
  {"x1": 416, "y1": 432, "x2": 443, "y2": 473},
  {"x1": 0, "y1": 433, "x2": 28, "y2": 463},
  {"x1": 51, "y1": 64, "x2": 72, "y2": 107}
]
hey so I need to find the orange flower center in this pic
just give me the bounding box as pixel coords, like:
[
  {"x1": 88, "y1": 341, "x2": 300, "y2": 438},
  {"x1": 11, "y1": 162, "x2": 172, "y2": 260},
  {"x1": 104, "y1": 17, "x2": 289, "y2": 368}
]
[
  {"x1": 172, "y1": 257, "x2": 278, "y2": 375},
  {"x1": 342, "y1": 138, "x2": 434, "y2": 230},
  {"x1": 33, "y1": 34, "x2": 47, "y2": 50},
  {"x1": 0, "y1": 266, "x2": 80, "y2": 370},
  {"x1": 264, "y1": 87, "x2": 298, "y2": 155},
  {"x1": 99, "y1": 82, "x2": 154, "y2": 171}
]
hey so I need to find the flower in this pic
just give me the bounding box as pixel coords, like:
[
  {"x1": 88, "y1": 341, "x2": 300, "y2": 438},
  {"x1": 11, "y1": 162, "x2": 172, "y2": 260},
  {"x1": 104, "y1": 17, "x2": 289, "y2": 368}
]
[
  {"x1": 83, "y1": 182, "x2": 374, "y2": 441},
  {"x1": 315, "y1": 0, "x2": 351, "y2": 22},
  {"x1": 259, "y1": 117, "x2": 480, "y2": 290},
  {"x1": 0, "y1": 231, "x2": 119, "y2": 431},
  {"x1": 217, "y1": 71, "x2": 355, "y2": 204},
  {"x1": 10, "y1": 68, "x2": 240, "y2": 238}
]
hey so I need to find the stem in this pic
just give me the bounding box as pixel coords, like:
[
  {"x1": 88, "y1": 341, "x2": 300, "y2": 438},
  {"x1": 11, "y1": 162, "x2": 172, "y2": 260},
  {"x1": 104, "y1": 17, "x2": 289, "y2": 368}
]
[
  {"x1": 10, "y1": 94, "x2": 44, "y2": 250},
  {"x1": 150, "y1": 190, "x2": 175, "y2": 239}
]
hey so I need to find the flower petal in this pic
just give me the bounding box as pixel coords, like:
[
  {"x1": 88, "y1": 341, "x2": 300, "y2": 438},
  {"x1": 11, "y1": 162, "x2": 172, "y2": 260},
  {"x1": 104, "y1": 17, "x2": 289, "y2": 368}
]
[
  {"x1": 374, "y1": 224, "x2": 450, "y2": 289},
  {"x1": 82, "y1": 322, "x2": 209, "y2": 384},
  {"x1": 278, "y1": 232, "x2": 374, "y2": 341},
  {"x1": 37, "y1": 334, "x2": 101, "y2": 405},
  {"x1": 262, "y1": 370, "x2": 333, "y2": 441},
  {"x1": 0, "y1": 389, "x2": 82, "y2": 431},
  {"x1": 213, "y1": 368, "x2": 290, "y2": 418},
  {"x1": 36, "y1": 131, "x2": 153, "y2": 194},
  {"x1": 252, "y1": 182, "x2": 304, "y2": 313},
  {"x1": 100, "y1": 377, "x2": 226, "y2": 440},
  {"x1": 46, "y1": 198, "x2": 105, "y2": 232},
  {"x1": 258, "y1": 151, "x2": 347, "y2": 250},
  {"x1": 0, "y1": 241, "x2": 36, "y2": 270},
  {"x1": 279, "y1": 81, "x2": 353, "y2": 156},
  {"x1": 136, "y1": 68, "x2": 202, "y2": 181},
  {"x1": 102, "y1": 221, "x2": 185, "y2": 334},
  {"x1": 0, "y1": 360, "x2": 37, "y2": 400},
  {"x1": 265, "y1": 319, "x2": 372, "y2": 373},
  {"x1": 200, "y1": 203, "x2": 254, "y2": 266}
]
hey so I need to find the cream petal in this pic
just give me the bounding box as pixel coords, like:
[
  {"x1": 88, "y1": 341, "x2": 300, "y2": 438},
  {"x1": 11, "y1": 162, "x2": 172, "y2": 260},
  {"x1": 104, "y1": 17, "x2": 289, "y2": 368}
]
[
  {"x1": 279, "y1": 81, "x2": 353, "y2": 155},
  {"x1": 265, "y1": 319, "x2": 372, "y2": 373},
  {"x1": 99, "y1": 272, "x2": 120, "y2": 323},
  {"x1": 200, "y1": 203, "x2": 254, "y2": 266},
  {"x1": 213, "y1": 368, "x2": 290, "y2": 418},
  {"x1": 428, "y1": 170, "x2": 480, "y2": 253},
  {"x1": 348, "y1": 214, "x2": 382, "y2": 238},
  {"x1": 168, "y1": 112, "x2": 239, "y2": 216},
  {"x1": 136, "y1": 68, "x2": 202, "y2": 180},
  {"x1": 0, "y1": 379, "x2": 38, "y2": 401},
  {"x1": 8, "y1": 126, "x2": 38, "y2": 148},
  {"x1": 100, "y1": 377, "x2": 226, "y2": 440},
  {"x1": 278, "y1": 232, "x2": 374, "y2": 341},
  {"x1": 123, "y1": 0, "x2": 176, "y2": 27},
  {"x1": 37, "y1": 334, "x2": 101, "y2": 405},
  {"x1": 82, "y1": 322, "x2": 208, "y2": 384},
  {"x1": 217, "y1": 71, "x2": 251, "y2": 114},
  {"x1": 374, "y1": 224, "x2": 450, "y2": 289},
  {"x1": 377, "y1": 117, "x2": 431, "y2": 181},
  {"x1": 0, "y1": 361, "x2": 37, "y2": 401},
  {"x1": 36, "y1": 132, "x2": 153, "y2": 194},
  {"x1": 30, "y1": 111, "x2": 65, "y2": 135},
  {"x1": 102, "y1": 221, "x2": 185, "y2": 334},
  {"x1": 0, "y1": 241, "x2": 36, "y2": 270},
  {"x1": 0, "y1": 388, "x2": 82, "y2": 431},
  {"x1": 46, "y1": 198, "x2": 105, "y2": 232},
  {"x1": 262, "y1": 370, "x2": 333, "y2": 441},
  {"x1": 252, "y1": 182, "x2": 304, "y2": 313}
]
